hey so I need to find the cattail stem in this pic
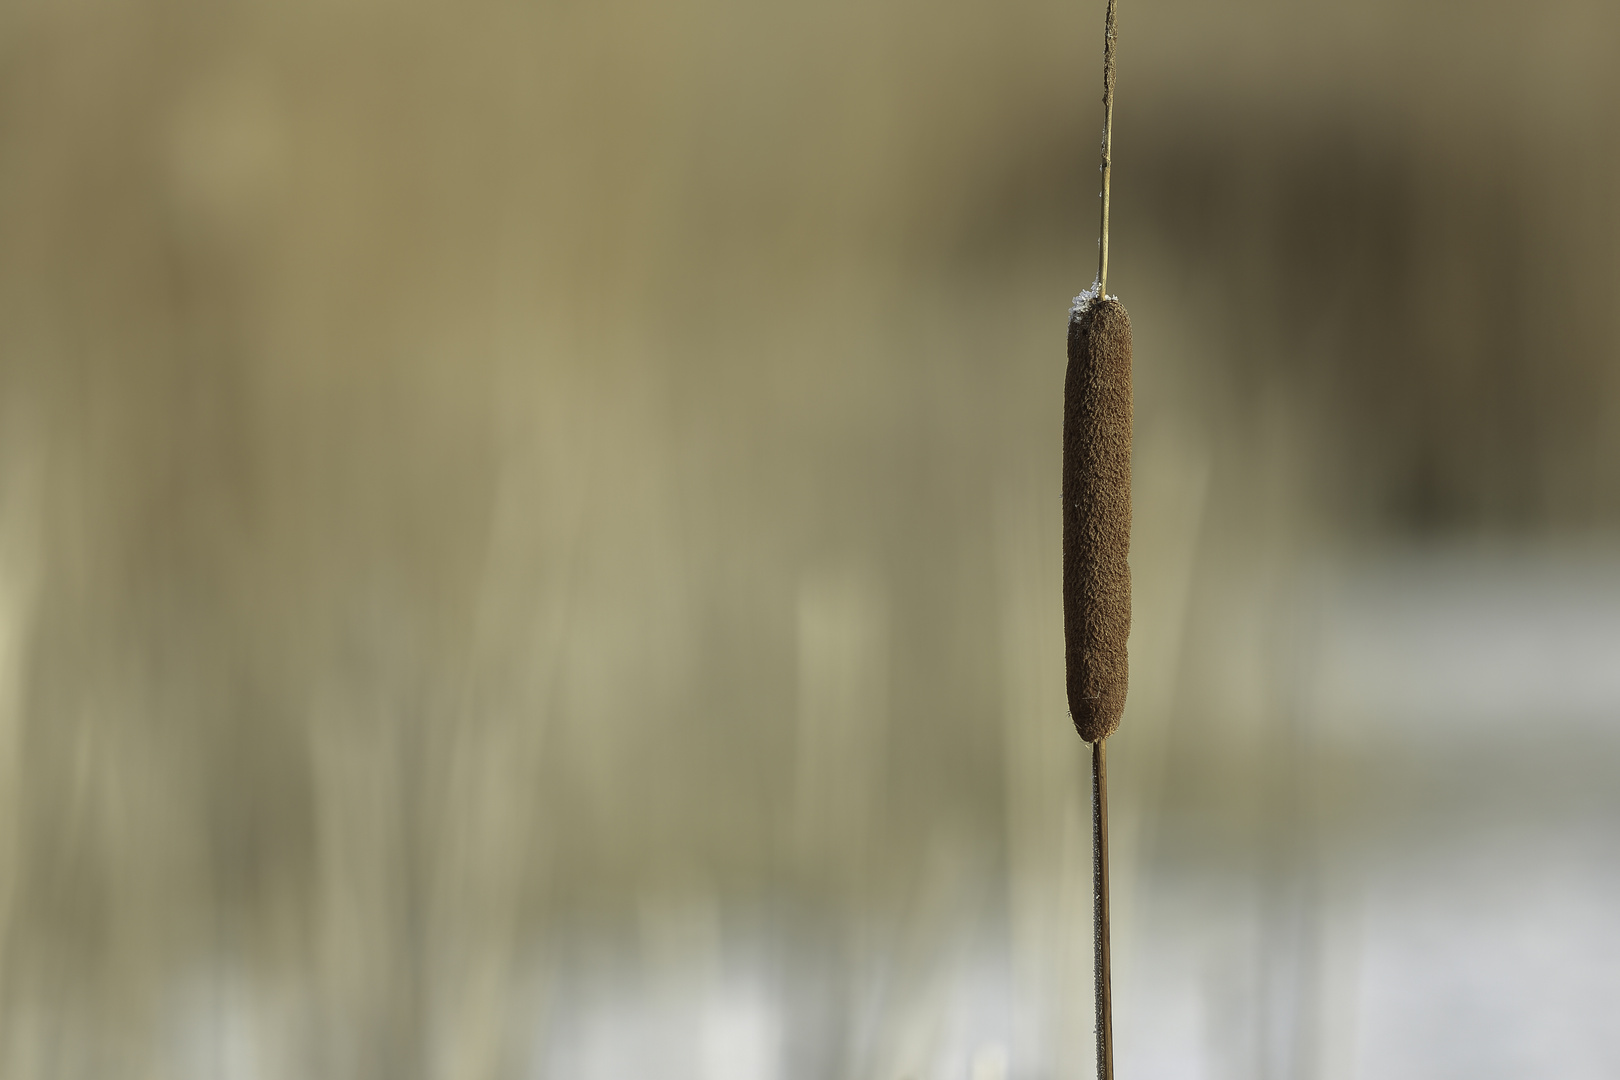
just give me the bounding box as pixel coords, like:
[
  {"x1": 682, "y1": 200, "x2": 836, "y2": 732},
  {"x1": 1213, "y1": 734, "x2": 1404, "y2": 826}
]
[
  {"x1": 1090, "y1": 7, "x2": 1119, "y2": 1073},
  {"x1": 1092, "y1": 737, "x2": 1115, "y2": 1080},
  {"x1": 1097, "y1": 0, "x2": 1118, "y2": 297},
  {"x1": 1078, "y1": 5, "x2": 1123, "y2": 1078}
]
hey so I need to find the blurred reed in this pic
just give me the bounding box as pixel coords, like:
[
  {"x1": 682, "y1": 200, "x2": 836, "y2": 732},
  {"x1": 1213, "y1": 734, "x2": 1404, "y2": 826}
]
[{"x1": 0, "y1": 0, "x2": 1617, "y2": 1076}]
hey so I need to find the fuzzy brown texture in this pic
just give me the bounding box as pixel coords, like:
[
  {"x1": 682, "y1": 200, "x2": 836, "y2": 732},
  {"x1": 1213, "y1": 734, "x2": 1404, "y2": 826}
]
[{"x1": 1063, "y1": 298, "x2": 1132, "y2": 742}]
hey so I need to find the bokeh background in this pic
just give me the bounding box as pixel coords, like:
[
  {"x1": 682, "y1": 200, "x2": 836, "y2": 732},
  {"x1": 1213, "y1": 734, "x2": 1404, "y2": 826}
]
[{"x1": 2, "y1": 0, "x2": 1619, "y2": 1076}]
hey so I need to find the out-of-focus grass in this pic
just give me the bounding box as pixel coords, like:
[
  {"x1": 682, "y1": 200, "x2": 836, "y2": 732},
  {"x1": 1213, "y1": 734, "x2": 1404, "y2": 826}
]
[{"x1": 0, "y1": 0, "x2": 1617, "y2": 1076}]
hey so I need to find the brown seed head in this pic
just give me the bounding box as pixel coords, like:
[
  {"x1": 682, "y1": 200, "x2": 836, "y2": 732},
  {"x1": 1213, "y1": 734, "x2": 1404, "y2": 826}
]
[{"x1": 1063, "y1": 297, "x2": 1132, "y2": 742}]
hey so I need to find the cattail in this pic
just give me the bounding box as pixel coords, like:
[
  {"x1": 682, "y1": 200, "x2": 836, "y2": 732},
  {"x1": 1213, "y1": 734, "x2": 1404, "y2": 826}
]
[
  {"x1": 1063, "y1": 295, "x2": 1132, "y2": 742},
  {"x1": 1064, "y1": 2, "x2": 1127, "y2": 1079}
]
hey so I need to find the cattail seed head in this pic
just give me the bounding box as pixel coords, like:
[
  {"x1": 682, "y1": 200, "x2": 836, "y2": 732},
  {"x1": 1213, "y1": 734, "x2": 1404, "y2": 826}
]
[{"x1": 1063, "y1": 296, "x2": 1132, "y2": 742}]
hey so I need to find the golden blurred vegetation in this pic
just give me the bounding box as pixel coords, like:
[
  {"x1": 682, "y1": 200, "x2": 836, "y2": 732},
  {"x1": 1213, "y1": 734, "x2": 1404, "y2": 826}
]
[{"x1": 0, "y1": 0, "x2": 1617, "y2": 1075}]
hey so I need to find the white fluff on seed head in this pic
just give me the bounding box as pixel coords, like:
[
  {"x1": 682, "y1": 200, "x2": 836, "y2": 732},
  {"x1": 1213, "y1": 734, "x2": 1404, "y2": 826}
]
[{"x1": 1069, "y1": 279, "x2": 1115, "y2": 319}]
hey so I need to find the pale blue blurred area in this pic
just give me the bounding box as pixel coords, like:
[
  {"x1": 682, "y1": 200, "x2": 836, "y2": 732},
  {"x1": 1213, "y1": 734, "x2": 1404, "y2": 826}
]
[
  {"x1": 1120, "y1": 549, "x2": 1620, "y2": 1080},
  {"x1": 1, "y1": 0, "x2": 1619, "y2": 1077}
]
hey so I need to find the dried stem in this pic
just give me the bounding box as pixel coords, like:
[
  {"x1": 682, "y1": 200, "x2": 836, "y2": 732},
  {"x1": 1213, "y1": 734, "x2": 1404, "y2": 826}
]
[
  {"x1": 1097, "y1": 0, "x2": 1118, "y2": 296},
  {"x1": 1092, "y1": 6, "x2": 1119, "y2": 1078},
  {"x1": 1092, "y1": 737, "x2": 1114, "y2": 1080}
]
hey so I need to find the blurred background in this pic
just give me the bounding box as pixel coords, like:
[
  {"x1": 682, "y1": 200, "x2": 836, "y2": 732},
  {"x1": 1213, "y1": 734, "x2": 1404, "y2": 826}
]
[{"x1": 2, "y1": 0, "x2": 1619, "y2": 1076}]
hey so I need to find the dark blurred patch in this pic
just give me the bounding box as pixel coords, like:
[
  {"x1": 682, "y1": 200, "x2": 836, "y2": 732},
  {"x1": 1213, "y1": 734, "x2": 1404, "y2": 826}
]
[{"x1": 963, "y1": 95, "x2": 1620, "y2": 533}]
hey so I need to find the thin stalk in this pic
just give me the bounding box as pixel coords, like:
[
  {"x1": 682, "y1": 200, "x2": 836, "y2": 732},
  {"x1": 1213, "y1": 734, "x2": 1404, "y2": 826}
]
[
  {"x1": 1092, "y1": 737, "x2": 1114, "y2": 1080},
  {"x1": 1097, "y1": 0, "x2": 1118, "y2": 296}
]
